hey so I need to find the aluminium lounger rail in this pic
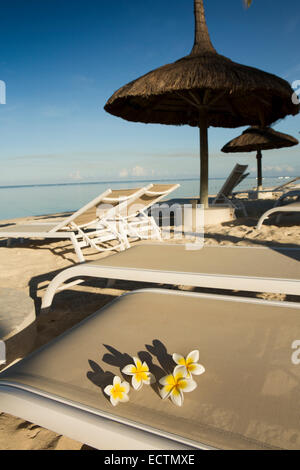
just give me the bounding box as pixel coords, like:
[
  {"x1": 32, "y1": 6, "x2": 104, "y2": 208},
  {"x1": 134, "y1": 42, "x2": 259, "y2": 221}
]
[
  {"x1": 257, "y1": 201, "x2": 300, "y2": 229},
  {"x1": 1, "y1": 289, "x2": 300, "y2": 450},
  {"x1": 42, "y1": 244, "x2": 300, "y2": 310}
]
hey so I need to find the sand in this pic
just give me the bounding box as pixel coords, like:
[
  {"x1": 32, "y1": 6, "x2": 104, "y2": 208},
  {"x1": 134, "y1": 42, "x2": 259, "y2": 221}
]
[{"x1": 0, "y1": 200, "x2": 299, "y2": 449}]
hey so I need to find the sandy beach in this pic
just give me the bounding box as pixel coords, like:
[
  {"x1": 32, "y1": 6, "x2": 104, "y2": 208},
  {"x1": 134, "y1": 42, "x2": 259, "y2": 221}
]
[{"x1": 0, "y1": 199, "x2": 299, "y2": 450}]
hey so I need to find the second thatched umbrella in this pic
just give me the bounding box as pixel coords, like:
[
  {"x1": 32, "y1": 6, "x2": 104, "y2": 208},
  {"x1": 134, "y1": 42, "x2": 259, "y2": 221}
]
[
  {"x1": 104, "y1": 0, "x2": 299, "y2": 208},
  {"x1": 221, "y1": 127, "x2": 299, "y2": 191}
]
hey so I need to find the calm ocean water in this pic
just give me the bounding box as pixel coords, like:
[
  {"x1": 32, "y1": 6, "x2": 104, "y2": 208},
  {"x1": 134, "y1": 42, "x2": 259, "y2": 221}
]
[{"x1": 0, "y1": 176, "x2": 292, "y2": 221}]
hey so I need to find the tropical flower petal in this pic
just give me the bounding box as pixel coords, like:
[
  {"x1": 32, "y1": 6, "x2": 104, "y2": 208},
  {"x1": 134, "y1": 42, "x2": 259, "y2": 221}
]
[
  {"x1": 159, "y1": 374, "x2": 174, "y2": 386},
  {"x1": 170, "y1": 388, "x2": 184, "y2": 407},
  {"x1": 104, "y1": 385, "x2": 113, "y2": 396},
  {"x1": 132, "y1": 374, "x2": 143, "y2": 390},
  {"x1": 187, "y1": 350, "x2": 199, "y2": 364},
  {"x1": 172, "y1": 353, "x2": 185, "y2": 366},
  {"x1": 141, "y1": 361, "x2": 150, "y2": 373},
  {"x1": 122, "y1": 364, "x2": 136, "y2": 376},
  {"x1": 113, "y1": 376, "x2": 121, "y2": 386},
  {"x1": 173, "y1": 365, "x2": 188, "y2": 380},
  {"x1": 133, "y1": 357, "x2": 142, "y2": 369},
  {"x1": 160, "y1": 386, "x2": 171, "y2": 400},
  {"x1": 180, "y1": 378, "x2": 197, "y2": 393},
  {"x1": 189, "y1": 364, "x2": 205, "y2": 376},
  {"x1": 122, "y1": 381, "x2": 130, "y2": 393},
  {"x1": 110, "y1": 396, "x2": 119, "y2": 407},
  {"x1": 119, "y1": 393, "x2": 130, "y2": 403}
]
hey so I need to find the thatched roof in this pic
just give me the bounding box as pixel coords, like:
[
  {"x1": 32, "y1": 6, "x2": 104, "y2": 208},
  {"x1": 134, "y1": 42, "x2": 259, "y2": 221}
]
[
  {"x1": 222, "y1": 127, "x2": 299, "y2": 153},
  {"x1": 104, "y1": 0, "x2": 299, "y2": 128}
]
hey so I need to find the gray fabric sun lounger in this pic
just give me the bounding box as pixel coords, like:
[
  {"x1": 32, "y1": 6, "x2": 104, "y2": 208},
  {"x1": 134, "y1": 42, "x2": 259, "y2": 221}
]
[
  {"x1": 1, "y1": 289, "x2": 300, "y2": 450},
  {"x1": 42, "y1": 243, "x2": 300, "y2": 310},
  {"x1": 257, "y1": 201, "x2": 300, "y2": 229}
]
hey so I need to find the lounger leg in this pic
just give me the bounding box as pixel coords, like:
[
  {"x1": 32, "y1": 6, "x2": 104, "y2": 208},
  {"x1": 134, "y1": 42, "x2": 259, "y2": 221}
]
[
  {"x1": 118, "y1": 222, "x2": 131, "y2": 250},
  {"x1": 70, "y1": 233, "x2": 85, "y2": 263},
  {"x1": 7, "y1": 238, "x2": 12, "y2": 247},
  {"x1": 150, "y1": 216, "x2": 163, "y2": 240},
  {"x1": 256, "y1": 208, "x2": 278, "y2": 230},
  {"x1": 241, "y1": 203, "x2": 248, "y2": 217},
  {"x1": 41, "y1": 266, "x2": 84, "y2": 310}
]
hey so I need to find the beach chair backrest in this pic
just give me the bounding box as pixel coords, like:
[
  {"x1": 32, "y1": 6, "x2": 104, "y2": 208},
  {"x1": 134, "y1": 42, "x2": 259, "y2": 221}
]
[
  {"x1": 273, "y1": 176, "x2": 300, "y2": 191},
  {"x1": 125, "y1": 183, "x2": 180, "y2": 217},
  {"x1": 96, "y1": 187, "x2": 148, "y2": 218},
  {"x1": 215, "y1": 164, "x2": 248, "y2": 203},
  {"x1": 50, "y1": 189, "x2": 113, "y2": 232}
]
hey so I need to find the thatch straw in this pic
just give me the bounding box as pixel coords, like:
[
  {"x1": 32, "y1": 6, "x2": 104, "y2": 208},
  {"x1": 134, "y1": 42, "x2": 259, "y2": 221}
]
[
  {"x1": 222, "y1": 127, "x2": 299, "y2": 153},
  {"x1": 104, "y1": 0, "x2": 299, "y2": 206},
  {"x1": 104, "y1": 0, "x2": 298, "y2": 128},
  {"x1": 221, "y1": 127, "x2": 299, "y2": 191}
]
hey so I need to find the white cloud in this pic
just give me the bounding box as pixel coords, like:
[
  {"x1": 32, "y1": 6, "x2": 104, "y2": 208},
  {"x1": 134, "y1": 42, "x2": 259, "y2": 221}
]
[
  {"x1": 119, "y1": 166, "x2": 154, "y2": 178},
  {"x1": 132, "y1": 165, "x2": 147, "y2": 177},
  {"x1": 119, "y1": 168, "x2": 129, "y2": 178},
  {"x1": 262, "y1": 165, "x2": 295, "y2": 173}
]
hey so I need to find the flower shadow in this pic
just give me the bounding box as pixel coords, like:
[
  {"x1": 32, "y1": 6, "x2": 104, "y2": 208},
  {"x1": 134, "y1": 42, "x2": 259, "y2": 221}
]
[
  {"x1": 102, "y1": 344, "x2": 133, "y2": 381},
  {"x1": 145, "y1": 339, "x2": 175, "y2": 375},
  {"x1": 87, "y1": 359, "x2": 115, "y2": 403},
  {"x1": 89, "y1": 340, "x2": 177, "y2": 400}
]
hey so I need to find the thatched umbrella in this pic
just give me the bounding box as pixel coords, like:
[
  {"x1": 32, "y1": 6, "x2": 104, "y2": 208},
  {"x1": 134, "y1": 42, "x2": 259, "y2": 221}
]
[
  {"x1": 221, "y1": 127, "x2": 299, "y2": 191},
  {"x1": 104, "y1": 0, "x2": 299, "y2": 208}
]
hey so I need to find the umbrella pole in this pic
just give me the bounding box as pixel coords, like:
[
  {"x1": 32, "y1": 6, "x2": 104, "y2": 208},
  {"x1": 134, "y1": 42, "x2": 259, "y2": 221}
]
[
  {"x1": 256, "y1": 149, "x2": 263, "y2": 191},
  {"x1": 199, "y1": 119, "x2": 209, "y2": 209}
]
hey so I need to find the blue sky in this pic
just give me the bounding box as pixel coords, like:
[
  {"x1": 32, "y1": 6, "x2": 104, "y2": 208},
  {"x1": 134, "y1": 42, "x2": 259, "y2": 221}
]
[{"x1": 0, "y1": 0, "x2": 299, "y2": 186}]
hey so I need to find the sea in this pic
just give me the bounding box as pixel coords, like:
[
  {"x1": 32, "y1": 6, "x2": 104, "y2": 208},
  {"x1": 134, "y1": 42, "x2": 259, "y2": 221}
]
[{"x1": 0, "y1": 176, "x2": 292, "y2": 221}]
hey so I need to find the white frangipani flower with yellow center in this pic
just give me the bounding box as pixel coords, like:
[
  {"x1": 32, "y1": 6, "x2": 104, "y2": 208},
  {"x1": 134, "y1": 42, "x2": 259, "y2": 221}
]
[
  {"x1": 173, "y1": 350, "x2": 205, "y2": 378},
  {"x1": 104, "y1": 376, "x2": 130, "y2": 407},
  {"x1": 159, "y1": 365, "x2": 197, "y2": 407},
  {"x1": 122, "y1": 357, "x2": 154, "y2": 390}
]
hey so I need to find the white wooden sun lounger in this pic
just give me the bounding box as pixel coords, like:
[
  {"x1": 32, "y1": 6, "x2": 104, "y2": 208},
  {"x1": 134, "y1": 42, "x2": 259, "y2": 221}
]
[
  {"x1": 1, "y1": 288, "x2": 300, "y2": 450},
  {"x1": 42, "y1": 243, "x2": 300, "y2": 310},
  {"x1": 0, "y1": 187, "x2": 153, "y2": 262}
]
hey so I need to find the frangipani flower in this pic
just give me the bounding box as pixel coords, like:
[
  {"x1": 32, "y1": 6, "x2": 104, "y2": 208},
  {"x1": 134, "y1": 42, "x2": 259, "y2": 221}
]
[
  {"x1": 173, "y1": 350, "x2": 205, "y2": 378},
  {"x1": 104, "y1": 376, "x2": 130, "y2": 407},
  {"x1": 122, "y1": 357, "x2": 154, "y2": 390},
  {"x1": 159, "y1": 365, "x2": 197, "y2": 407}
]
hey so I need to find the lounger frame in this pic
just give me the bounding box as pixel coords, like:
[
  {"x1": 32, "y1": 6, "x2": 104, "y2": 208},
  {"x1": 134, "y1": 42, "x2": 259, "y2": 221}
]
[
  {"x1": 256, "y1": 201, "x2": 300, "y2": 229},
  {"x1": 211, "y1": 164, "x2": 249, "y2": 216},
  {"x1": 3, "y1": 288, "x2": 300, "y2": 450},
  {"x1": 42, "y1": 244, "x2": 300, "y2": 310},
  {"x1": 0, "y1": 187, "x2": 155, "y2": 262}
]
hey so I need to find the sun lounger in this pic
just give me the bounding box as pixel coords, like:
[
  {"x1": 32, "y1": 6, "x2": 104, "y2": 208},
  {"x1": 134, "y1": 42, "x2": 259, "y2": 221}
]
[
  {"x1": 211, "y1": 164, "x2": 249, "y2": 216},
  {"x1": 256, "y1": 201, "x2": 300, "y2": 229},
  {"x1": 0, "y1": 187, "x2": 151, "y2": 262},
  {"x1": 273, "y1": 189, "x2": 300, "y2": 208},
  {"x1": 1, "y1": 288, "x2": 300, "y2": 450},
  {"x1": 259, "y1": 176, "x2": 300, "y2": 194},
  {"x1": 42, "y1": 244, "x2": 300, "y2": 310},
  {"x1": 239, "y1": 176, "x2": 300, "y2": 199},
  {"x1": 272, "y1": 176, "x2": 300, "y2": 191},
  {"x1": 122, "y1": 183, "x2": 180, "y2": 241}
]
